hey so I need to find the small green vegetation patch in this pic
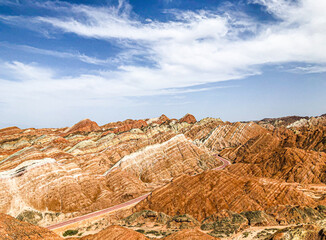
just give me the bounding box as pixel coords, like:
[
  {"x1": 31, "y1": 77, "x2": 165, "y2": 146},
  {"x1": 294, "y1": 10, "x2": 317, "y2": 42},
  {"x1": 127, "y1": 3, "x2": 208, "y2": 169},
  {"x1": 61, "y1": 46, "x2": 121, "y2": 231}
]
[
  {"x1": 136, "y1": 229, "x2": 145, "y2": 233},
  {"x1": 63, "y1": 229, "x2": 79, "y2": 237},
  {"x1": 243, "y1": 232, "x2": 250, "y2": 238},
  {"x1": 146, "y1": 230, "x2": 161, "y2": 236}
]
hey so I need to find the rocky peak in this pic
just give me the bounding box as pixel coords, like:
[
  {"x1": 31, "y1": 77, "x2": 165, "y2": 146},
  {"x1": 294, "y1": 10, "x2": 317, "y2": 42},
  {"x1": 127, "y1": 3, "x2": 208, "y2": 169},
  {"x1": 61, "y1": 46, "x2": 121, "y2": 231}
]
[
  {"x1": 179, "y1": 114, "x2": 197, "y2": 124},
  {"x1": 64, "y1": 119, "x2": 100, "y2": 134},
  {"x1": 158, "y1": 114, "x2": 170, "y2": 123}
]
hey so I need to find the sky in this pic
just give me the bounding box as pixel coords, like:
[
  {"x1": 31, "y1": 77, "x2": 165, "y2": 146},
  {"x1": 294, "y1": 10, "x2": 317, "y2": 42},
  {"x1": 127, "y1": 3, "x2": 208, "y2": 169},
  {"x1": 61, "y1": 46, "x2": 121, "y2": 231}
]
[{"x1": 0, "y1": 0, "x2": 325, "y2": 128}]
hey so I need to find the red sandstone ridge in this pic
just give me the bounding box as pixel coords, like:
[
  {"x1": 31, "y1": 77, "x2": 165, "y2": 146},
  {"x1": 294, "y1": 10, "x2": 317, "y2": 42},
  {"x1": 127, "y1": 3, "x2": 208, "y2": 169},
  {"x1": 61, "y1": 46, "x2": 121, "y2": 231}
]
[
  {"x1": 135, "y1": 170, "x2": 319, "y2": 221},
  {"x1": 104, "y1": 134, "x2": 222, "y2": 185},
  {"x1": 112, "y1": 120, "x2": 148, "y2": 134},
  {"x1": 80, "y1": 225, "x2": 148, "y2": 240},
  {"x1": 0, "y1": 126, "x2": 21, "y2": 136},
  {"x1": 0, "y1": 213, "x2": 149, "y2": 240},
  {"x1": 152, "y1": 114, "x2": 170, "y2": 124},
  {"x1": 158, "y1": 114, "x2": 169, "y2": 123},
  {"x1": 146, "y1": 114, "x2": 170, "y2": 125},
  {"x1": 1, "y1": 113, "x2": 326, "y2": 239},
  {"x1": 179, "y1": 113, "x2": 197, "y2": 124},
  {"x1": 64, "y1": 119, "x2": 100, "y2": 135},
  {"x1": 0, "y1": 213, "x2": 62, "y2": 240},
  {"x1": 164, "y1": 228, "x2": 219, "y2": 240},
  {"x1": 102, "y1": 119, "x2": 148, "y2": 133},
  {"x1": 220, "y1": 127, "x2": 326, "y2": 184},
  {"x1": 257, "y1": 116, "x2": 309, "y2": 128}
]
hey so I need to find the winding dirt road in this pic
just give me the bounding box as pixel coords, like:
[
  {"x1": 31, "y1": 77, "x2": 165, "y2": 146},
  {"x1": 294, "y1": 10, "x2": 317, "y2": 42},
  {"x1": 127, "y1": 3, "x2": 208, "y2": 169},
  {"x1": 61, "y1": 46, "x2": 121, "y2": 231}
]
[
  {"x1": 47, "y1": 193, "x2": 150, "y2": 230},
  {"x1": 46, "y1": 155, "x2": 230, "y2": 230}
]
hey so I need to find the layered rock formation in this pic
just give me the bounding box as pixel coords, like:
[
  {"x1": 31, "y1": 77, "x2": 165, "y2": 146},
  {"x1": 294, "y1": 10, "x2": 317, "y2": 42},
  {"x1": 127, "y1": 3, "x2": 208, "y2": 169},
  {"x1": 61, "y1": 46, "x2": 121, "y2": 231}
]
[
  {"x1": 0, "y1": 115, "x2": 223, "y2": 227},
  {"x1": 164, "y1": 228, "x2": 218, "y2": 240},
  {"x1": 183, "y1": 119, "x2": 267, "y2": 151},
  {"x1": 64, "y1": 119, "x2": 100, "y2": 135},
  {"x1": 102, "y1": 119, "x2": 148, "y2": 134},
  {"x1": 257, "y1": 114, "x2": 326, "y2": 129},
  {"x1": 80, "y1": 225, "x2": 148, "y2": 240},
  {"x1": 1, "y1": 113, "x2": 326, "y2": 239},
  {"x1": 116, "y1": 204, "x2": 326, "y2": 239},
  {"x1": 256, "y1": 115, "x2": 310, "y2": 128},
  {"x1": 204, "y1": 122, "x2": 266, "y2": 151},
  {"x1": 0, "y1": 213, "x2": 62, "y2": 240},
  {"x1": 81, "y1": 224, "x2": 219, "y2": 240},
  {"x1": 145, "y1": 114, "x2": 170, "y2": 125},
  {"x1": 179, "y1": 114, "x2": 197, "y2": 124},
  {"x1": 135, "y1": 170, "x2": 321, "y2": 221},
  {"x1": 220, "y1": 127, "x2": 326, "y2": 184},
  {"x1": 269, "y1": 224, "x2": 326, "y2": 240},
  {"x1": 104, "y1": 134, "x2": 221, "y2": 183},
  {"x1": 0, "y1": 157, "x2": 107, "y2": 217}
]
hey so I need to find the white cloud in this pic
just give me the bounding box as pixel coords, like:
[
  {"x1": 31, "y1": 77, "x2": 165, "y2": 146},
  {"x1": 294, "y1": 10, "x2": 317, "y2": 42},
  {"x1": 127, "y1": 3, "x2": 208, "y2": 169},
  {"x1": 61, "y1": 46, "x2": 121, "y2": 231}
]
[
  {"x1": 35, "y1": 10, "x2": 229, "y2": 42},
  {"x1": 24, "y1": 0, "x2": 326, "y2": 67},
  {"x1": 289, "y1": 65, "x2": 326, "y2": 74},
  {"x1": 3, "y1": 61, "x2": 54, "y2": 81},
  {"x1": 0, "y1": 0, "x2": 325, "y2": 126},
  {"x1": 0, "y1": 61, "x2": 216, "y2": 101}
]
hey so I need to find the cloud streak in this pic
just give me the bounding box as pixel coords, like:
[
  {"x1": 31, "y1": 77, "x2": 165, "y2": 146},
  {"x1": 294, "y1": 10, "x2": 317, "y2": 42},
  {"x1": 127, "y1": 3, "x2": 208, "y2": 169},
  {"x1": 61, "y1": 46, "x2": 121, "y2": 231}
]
[{"x1": 0, "y1": 42, "x2": 121, "y2": 65}]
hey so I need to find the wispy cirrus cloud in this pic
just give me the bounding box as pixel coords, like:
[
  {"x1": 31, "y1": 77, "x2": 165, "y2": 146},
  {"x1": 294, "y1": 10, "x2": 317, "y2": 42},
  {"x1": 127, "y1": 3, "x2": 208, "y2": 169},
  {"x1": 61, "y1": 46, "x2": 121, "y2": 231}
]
[
  {"x1": 0, "y1": 41, "x2": 139, "y2": 66},
  {"x1": 0, "y1": 42, "x2": 114, "y2": 65},
  {"x1": 289, "y1": 65, "x2": 326, "y2": 74},
  {"x1": 0, "y1": 0, "x2": 20, "y2": 6}
]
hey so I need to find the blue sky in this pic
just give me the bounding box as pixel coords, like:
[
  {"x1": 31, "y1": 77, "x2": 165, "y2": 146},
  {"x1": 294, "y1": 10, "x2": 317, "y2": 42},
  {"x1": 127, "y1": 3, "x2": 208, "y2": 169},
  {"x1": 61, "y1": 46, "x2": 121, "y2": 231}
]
[{"x1": 0, "y1": 0, "x2": 325, "y2": 128}]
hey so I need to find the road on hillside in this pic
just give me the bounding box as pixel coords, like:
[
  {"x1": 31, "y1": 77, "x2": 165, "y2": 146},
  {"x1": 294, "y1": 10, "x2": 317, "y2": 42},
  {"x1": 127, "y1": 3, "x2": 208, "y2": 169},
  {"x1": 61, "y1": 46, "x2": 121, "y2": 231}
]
[
  {"x1": 46, "y1": 194, "x2": 150, "y2": 230},
  {"x1": 46, "y1": 155, "x2": 230, "y2": 230},
  {"x1": 213, "y1": 155, "x2": 230, "y2": 170}
]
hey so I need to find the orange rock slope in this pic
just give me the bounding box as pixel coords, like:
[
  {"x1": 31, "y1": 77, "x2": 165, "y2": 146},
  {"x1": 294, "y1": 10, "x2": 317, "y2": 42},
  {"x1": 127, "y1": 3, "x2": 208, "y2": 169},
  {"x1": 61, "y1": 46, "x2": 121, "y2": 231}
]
[
  {"x1": 220, "y1": 127, "x2": 326, "y2": 184},
  {"x1": 63, "y1": 119, "x2": 100, "y2": 135},
  {"x1": 0, "y1": 114, "x2": 224, "y2": 226},
  {"x1": 1, "y1": 113, "x2": 326, "y2": 240},
  {"x1": 80, "y1": 225, "x2": 148, "y2": 240},
  {"x1": 179, "y1": 113, "x2": 197, "y2": 124},
  {"x1": 135, "y1": 170, "x2": 321, "y2": 221},
  {"x1": 0, "y1": 212, "x2": 221, "y2": 240},
  {"x1": 0, "y1": 213, "x2": 62, "y2": 240},
  {"x1": 0, "y1": 213, "x2": 148, "y2": 240},
  {"x1": 133, "y1": 115, "x2": 326, "y2": 224},
  {"x1": 164, "y1": 228, "x2": 218, "y2": 240}
]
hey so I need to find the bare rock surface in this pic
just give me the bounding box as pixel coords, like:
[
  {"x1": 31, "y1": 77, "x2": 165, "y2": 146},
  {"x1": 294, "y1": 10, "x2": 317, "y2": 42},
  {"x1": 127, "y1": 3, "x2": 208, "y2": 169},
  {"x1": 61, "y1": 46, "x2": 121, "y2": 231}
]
[
  {"x1": 164, "y1": 228, "x2": 219, "y2": 240},
  {"x1": 80, "y1": 225, "x2": 148, "y2": 240},
  {"x1": 0, "y1": 114, "x2": 222, "y2": 227},
  {"x1": 179, "y1": 114, "x2": 197, "y2": 124},
  {"x1": 1, "y1": 113, "x2": 326, "y2": 239},
  {"x1": 0, "y1": 213, "x2": 62, "y2": 240},
  {"x1": 269, "y1": 224, "x2": 326, "y2": 240},
  {"x1": 135, "y1": 170, "x2": 320, "y2": 221},
  {"x1": 64, "y1": 119, "x2": 100, "y2": 135}
]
